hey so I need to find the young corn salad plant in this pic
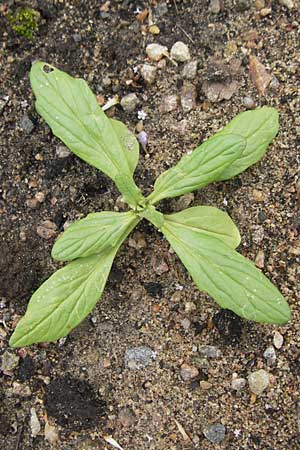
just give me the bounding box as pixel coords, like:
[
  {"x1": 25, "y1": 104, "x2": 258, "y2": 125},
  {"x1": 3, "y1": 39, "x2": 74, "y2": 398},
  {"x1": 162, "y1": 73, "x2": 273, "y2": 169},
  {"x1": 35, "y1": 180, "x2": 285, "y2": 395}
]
[{"x1": 9, "y1": 62, "x2": 291, "y2": 348}]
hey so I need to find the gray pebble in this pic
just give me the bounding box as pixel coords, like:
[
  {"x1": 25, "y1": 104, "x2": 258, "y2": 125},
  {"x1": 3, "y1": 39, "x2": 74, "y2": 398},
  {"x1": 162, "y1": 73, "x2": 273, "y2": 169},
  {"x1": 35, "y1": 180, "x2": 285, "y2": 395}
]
[
  {"x1": 231, "y1": 377, "x2": 246, "y2": 391},
  {"x1": 146, "y1": 43, "x2": 168, "y2": 62},
  {"x1": 170, "y1": 41, "x2": 191, "y2": 62},
  {"x1": 248, "y1": 369, "x2": 269, "y2": 395},
  {"x1": 1, "y1": 351, "x2": 20, "y2": 371},
  {"x1": 160, "y1": 94, "x2": 179, "y2": 114},
  {"x1": 198, "y1": 345, "x2": 222, "y2": 358},
  {"x1": 182, "y1": 60, "x2": 198, "y2": 80},
  {"x1": 141, "y1": 64, "x2": 157, "y2": 85},
  {"x1": 20, "y1": 114, "x2": 34, "y2": 134},
  {"x1": 125, "y1": 346, "x2": 156, "y2": 369},
  {"x1": 243, "y1": 96, "x2": 255, "y2": 109},
  {"x1": 263, "y1": 346, "x2": 276, "y2": 365},
  {"x1": 56, "y1": 145, "x2": 71, "y2": 158},
  {"x1": 203, "y1": 424, "x2": 226, "y2": 443},
  {"x1": 180, "y1": 83, "x2": 197, "y2": 112},
  {"x1": 120, "y1": 93, "x2": 140, "y2": 113}
]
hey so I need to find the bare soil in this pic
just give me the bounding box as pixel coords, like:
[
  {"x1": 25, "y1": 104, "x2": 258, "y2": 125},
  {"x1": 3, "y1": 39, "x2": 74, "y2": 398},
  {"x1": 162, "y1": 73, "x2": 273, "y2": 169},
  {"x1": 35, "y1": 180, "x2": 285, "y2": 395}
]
[{"x1": 0, "y1": 1, "x2": 299, "y2": 449}]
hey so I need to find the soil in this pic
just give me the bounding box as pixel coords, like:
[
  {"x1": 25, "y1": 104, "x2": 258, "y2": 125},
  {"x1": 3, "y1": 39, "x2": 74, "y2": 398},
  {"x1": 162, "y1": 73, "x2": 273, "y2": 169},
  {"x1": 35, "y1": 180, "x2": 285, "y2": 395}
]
[{"x1": 0, "y1": 0, "x2": 299, "y2": 449}]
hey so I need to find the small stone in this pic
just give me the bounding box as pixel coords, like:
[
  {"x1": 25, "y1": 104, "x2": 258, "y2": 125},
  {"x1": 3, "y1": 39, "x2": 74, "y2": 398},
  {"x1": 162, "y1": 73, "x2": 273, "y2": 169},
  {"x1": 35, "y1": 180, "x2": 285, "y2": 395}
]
[
  {"x1": 44, "y1": 422, "x2": 59, "y2": 444},
  {"x1": 255, "y1": 250, "x2": 265, "y2": 268},
  {"x1": 146, "y1": 43, "x2": 168, "y2": 61},
  {"x1": 248, "y1": 369, "x2": 269, "y2": 395},
  {"x1": 160, "y1": 94, "x2": 179, "y2": 114},
  {"x1": 185, "y1": 301, "x2": 196, "y2": 313},
  {"x1": 180, "y1": 363, "x2": 199, "y2": 381},
  {"x1": 200, "y1": 380, "x2": 212, "y2": 390},
  {"x1": 181, "y1": 318, "x2": 191, "y2": 330},
  {"x1": 175, "y1": 193, "x2": 194, "y2": 211},
  {"x1": 149, "y1": 25, "x2": 160, "y2": 35},
  {"x1": 12, "y1": 382, "x2": 31, "y2": 397},
  {"x1": 273, "y1": 331, "x2": 284, "y2": 349},
  {"x1": 125, "y1": 346, "x2": 156, "y2": 370},
  {"x1": 260, "y1": 7, "x2": 272, "y2": 16},
  {"x1": 252, "y1": 189, "x2": 265, "y2": 202},
  {"x1": 243, "y1": 96, "x2": 255, "y2": 109},
  {"x1": 118, "y1": 407, "x2": 136, "y2": 428},
  {"x1": 279, "y1": 0, "x2": 294, "y2": 8},
  {"x1": 120, "y1": 93, "x2": 140, "y2": 113},
  {"x1": 252, "y1": 225, "x2": 264, "y2": 244},
  {"x1": 203, "y1": 424, "x2": 226, "y2": 443},
  {"x1": 102, "y1": 76, "x2": 112, "y2": 87},
  {"x1": 36, "y1": 220, "x2": 57, "y2": 240},
  {"x1": 170, "y1": 41, "x2": 191, "y2": 62},
  {"x1": 56, "y1": 145, "x2": 70, "y2": 158},
  {"x1": 198, "y1": 345, "x2": 222, "y2": 359},
  {"x1": 249, "y1": 55, "x2": 272, "y2": 96},
  {"x1": 26, "y1": 198, "x2": 39, "y2": 209},
  {"x1": 255, "y1": 0, "x2": 265, "y2": 8},
  {"x1": 236, "y1": 0, "x2": 252, "y2": 10},
  {"x1": 182, "y1": 60, "x2": 198, "y2": 80},
  {"x1": 30, "y1": 407, "x2": 41, "y2": 437},
  {"x1": 20, "y1": 114, "x2": 34, "y2": 134},
  {"x1": 128, "y1": 232, "x2": 147, "y2": 249},
  {"x1": 1, "y1": 351, "x2": 20, "y2": 371},
  {"x1": 35, "y1": 192, "x2": 45, "y2": 203},
  {"x1": 209, "y1": 0, "x2": 221, "y2": 13},
  {"x1": 269, "y1": 76, "x2": 280, "y2": 91},
  {"x1": 141, "y1": 64, "x2": 157, "y2": 84},
  {"x1": 180, "y1": 83, "x2": 197, "y2": 112},
  {"x1": 72, "y1": 33, "x2": 82, "y2": 43},
  {"x1": 263, "y1": 346, "x2": 276, "y2": 365},
  {"x1": 137, "y1": 131, "x2": 148, "y2": 149},
  {"x1": 231, "y1": 377, "x2": 246, "y2": 391}
]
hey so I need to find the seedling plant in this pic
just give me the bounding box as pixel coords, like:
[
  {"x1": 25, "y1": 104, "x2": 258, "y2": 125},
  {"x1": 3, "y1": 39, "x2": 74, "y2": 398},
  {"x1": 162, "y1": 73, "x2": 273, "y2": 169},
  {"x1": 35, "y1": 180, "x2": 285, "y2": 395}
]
[{"x1": 9, "y1": 62, "x2": 290, "y2": 347}]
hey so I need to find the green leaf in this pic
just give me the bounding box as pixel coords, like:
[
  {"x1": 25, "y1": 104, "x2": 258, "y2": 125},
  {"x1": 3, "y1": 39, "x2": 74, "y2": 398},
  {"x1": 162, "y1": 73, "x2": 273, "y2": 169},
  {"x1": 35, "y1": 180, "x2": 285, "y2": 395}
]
[
  {"x1": 148, "y1": 134, "x2": 246, "y2": 204},
  {"x1": 52, "y1": 211, "x2": 139, "y2": 261},
  {"x1": 162, "y1": 221, "x2": 290, "y2": 324},
  {"x1": 216, "y1": 107, "x2": 279, "y2": 180},
  {"x1": 165, "y1": 206, "x2": 241, "y2": 249},
  {"x1": 9, "y1": 251, "x2": 117, "y2": 347},
  {"x1": 30, "y1": 62, "x2": 143, "y2": 208}
]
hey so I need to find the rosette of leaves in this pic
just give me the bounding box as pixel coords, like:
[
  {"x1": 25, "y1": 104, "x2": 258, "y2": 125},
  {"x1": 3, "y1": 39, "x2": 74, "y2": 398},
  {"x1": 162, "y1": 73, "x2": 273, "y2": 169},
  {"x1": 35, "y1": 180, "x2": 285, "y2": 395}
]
[{"x1": 9, "y1": 62, "x2": 291, "y2": 347}]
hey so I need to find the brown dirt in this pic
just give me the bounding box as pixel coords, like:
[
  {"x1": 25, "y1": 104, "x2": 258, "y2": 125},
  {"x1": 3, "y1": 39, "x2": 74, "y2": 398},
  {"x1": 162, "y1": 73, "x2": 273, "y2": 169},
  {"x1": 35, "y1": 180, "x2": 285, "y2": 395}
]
[{"x1": 0, "y1": 0, "x2": 299, "y2": 449}]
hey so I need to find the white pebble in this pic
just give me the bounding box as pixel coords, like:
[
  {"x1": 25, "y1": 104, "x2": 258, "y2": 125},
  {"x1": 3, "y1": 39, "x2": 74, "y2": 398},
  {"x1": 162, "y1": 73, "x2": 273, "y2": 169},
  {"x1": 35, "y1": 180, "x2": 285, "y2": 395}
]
[{"x1": 170, "y1": 41, "x2": 191, "y2": 62}]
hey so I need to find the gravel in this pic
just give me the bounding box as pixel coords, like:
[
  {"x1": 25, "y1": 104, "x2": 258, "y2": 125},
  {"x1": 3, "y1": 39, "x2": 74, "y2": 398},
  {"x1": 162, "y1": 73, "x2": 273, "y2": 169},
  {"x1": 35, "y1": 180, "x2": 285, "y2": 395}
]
[
  {"x1": 248, "y1": 369, "x2": 270, "y2": 395},
  {"x1": 124, "y1": 346, "x2": 156, "y2": 370},
  {"x1": 170, "y1": 41, "x2": 191, "y2": 62},
  {"x1": 203, "y1": 423, "x2": 226, "y2": 443}
]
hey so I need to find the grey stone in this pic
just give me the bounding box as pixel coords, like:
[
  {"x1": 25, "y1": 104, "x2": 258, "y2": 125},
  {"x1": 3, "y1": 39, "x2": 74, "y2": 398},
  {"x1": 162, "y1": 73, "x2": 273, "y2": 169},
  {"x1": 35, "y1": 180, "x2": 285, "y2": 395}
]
[
  {"x1": 248, "y1": 369, "x2": 269, "y2": 395},
  {"x1": 170, "y1": 41, "x2": 190, "y2": 62},
  {"x1": 231, "y1": 377, "x2": 246, "y2": 391},
  {"x1": 180, "y1": 363, "x2": 199, "y2": 381},
  {"x1": 120, "y1": 93, "x2": 140, "y2": 113},
  {"x1": 160, "y1": 94, "x2": 179, "y2": 114},
  {"x1": 56, "y1": 145, "x2": 71, "y2": 158},
  {"x1": 125, "y1": 346, "x2": 156, "y2": 369},
  {"x1": 153, "y1": 3, "x2": 168, "y2": 18},
  {"x1": 146, "y1": 43, "x2": 168, "y2": 61},
  {"x1": 20, "y1": 114, "x2": 34, "y2": 134},
  {"x1": 203, "y1": 424, "x2": 226, "y2": 443},
  {"x1": 141, "y1": 64, "x2": 157, "y2": 84},
  {"x1": 263, "y1": 346, "x2": 276, "y2": 365},
  {"x1": 180, "y1": 83, "x2": 197, "y2": 112},
  {"x1": 182, "y1": 60, "x2": 198, "y2": 80},
  {"x1": 273, "y1": 331, "x2": 284, "y2": 349},
  {"x1": 1, "y1": 351, "x2": 20, "y2": 371},
  {"x1": 243, "y1": 96, "x2": 255, "y2": 109},
  {"x1": 198, "y1": 345, "x2": 222, "y2": 358}
]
